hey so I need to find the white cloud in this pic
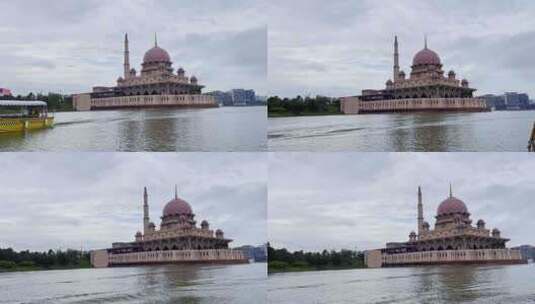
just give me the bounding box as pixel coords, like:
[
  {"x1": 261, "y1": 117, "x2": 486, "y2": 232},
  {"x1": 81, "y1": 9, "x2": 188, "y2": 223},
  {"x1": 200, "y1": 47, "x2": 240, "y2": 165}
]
[
  {"x1": 0, "y1": 0, "x2": 267, "y2": 95},
  {"x1": 0, "y1": 153, "x2": 267, "y2": 251},
  {"x1": 268, "y1": 153, "x2": 535, "y2": 251}
]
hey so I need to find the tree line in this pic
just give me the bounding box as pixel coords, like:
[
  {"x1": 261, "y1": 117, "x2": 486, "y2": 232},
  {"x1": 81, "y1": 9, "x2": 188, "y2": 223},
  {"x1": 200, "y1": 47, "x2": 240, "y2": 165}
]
[
  {"x1": 0, "y1": 92, "x2": 73, "y2": 111},
  {"x1": 268, "y1": 244, "x2": 365, "y2": 272},
  {"x1": 0, "y1": 247, "x2": 90, "y2": 271},
  {"x1": 268, "y1": 95, "x2": 340, "y2": 116}
]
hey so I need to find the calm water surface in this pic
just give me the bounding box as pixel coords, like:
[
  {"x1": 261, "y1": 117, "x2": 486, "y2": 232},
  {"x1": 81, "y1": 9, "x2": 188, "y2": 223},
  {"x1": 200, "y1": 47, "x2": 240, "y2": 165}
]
[
  {"x1": 269, "y1": 264, "x2": 535, "y2": 304},
  {"x1": 0, "y1": 263, "x2": 266, "y2": 304},
  {"x1": 0, "y1": 107, "x2": 267, "y2": 151},
  {"x1": 269, "y1": 111, "x2": 535, "y2": 151}
]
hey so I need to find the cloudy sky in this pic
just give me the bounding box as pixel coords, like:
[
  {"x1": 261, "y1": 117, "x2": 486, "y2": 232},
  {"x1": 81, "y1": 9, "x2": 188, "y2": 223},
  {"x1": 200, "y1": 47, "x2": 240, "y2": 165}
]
[
  {"x1": 269, "y1": 153, "x2": 535, "y2": 252},
  {"x1": 0, "y1": 153, "x2": 266, "y2": 252},
  {"x1": 268, "y1": 0, "x2": 535, "y2": 98},
  {"x1": 0, "y1": 0, "x2": 267, "y2": 96}
]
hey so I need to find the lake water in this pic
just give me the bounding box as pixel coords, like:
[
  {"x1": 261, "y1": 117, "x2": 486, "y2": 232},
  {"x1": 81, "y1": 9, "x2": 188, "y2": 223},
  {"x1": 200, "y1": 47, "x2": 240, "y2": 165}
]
[
  {"x1": 0, "y1": 263, "x2": 266, "y2": 304},
  {"x1": 0, "y1": 107, "x2": 267, "y2": 152},
  {"x1": 268, "y1": 264, "x2": 535, "y2": 304},
  {"x1": 269, "y1": 111, "x2": 535, "y2": 151}
]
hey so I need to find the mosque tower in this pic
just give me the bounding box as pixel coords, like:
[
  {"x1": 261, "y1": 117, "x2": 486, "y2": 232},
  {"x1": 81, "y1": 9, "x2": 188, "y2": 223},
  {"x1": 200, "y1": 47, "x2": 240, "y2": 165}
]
[
  {"x1": 143, "y1": 187, "x2": 149, "y2": 234},
  {"x1": 124, "y1": 33, "x2": 130, "y2": 79},
  {"x1": 393, "y1": 36, "x2": 400, "y2": 82},
  {"x1": 417, "y1": 186, "x2": 423, "y2": 236}
]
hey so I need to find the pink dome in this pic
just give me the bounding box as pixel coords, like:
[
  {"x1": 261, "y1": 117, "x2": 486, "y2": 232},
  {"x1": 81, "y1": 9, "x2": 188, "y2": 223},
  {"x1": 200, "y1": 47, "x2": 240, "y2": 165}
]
[
  {"x1": 143, "y1": 46, "x2": 171, "y2": 63},
  {"x1": 163, "y1": 197, "x2": 192, "y2": 216},
  {"x1": 413, "y1": 48, "x2": 441, "y2": 66},
  {"x1": 437, "y1": 196, "x2": 468, "y2": 216}
]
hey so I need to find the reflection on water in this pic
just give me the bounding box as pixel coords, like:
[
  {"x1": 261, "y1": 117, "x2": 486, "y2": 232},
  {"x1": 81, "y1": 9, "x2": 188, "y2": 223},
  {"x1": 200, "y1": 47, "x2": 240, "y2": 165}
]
[
  {"x1": 0, "y1": 263, "x2": 266, "y2": 304},
  {"x1": 268, "y1": 264, "x2": 535, "y2": 304},
  {"x1": 269, "y1": 111, "x2": 535, "y2": 151},
  {"x1": 0, "y1": 107, "x2": 267, "y2": 152}
]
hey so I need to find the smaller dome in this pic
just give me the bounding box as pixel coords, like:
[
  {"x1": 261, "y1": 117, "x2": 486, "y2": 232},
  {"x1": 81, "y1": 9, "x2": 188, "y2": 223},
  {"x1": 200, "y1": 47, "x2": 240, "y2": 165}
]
[
  {"x1": 201, "y1": 220, "x2": 209, "y2": 228},
  {"x1": 177, "y1": 67, "x2": 185, "y2": 74},
  {"x1": 190, "y1": 76, "x2": 198, "y2": 83},
  {"x1": 492, "y1": 228, "x2": 500, "y2": 233},
  {"x1": 477, "y1": 219, "x2": 485, "y2": 224},
  {"x1": 118, "y1": 77, "x2": 124, "y2": 82},
  {"x1": 461, "y1": 79, "x2": 468, "y2": 84},
  {"x1": 386, "y1": 79, "x2": 393, "y2": 85},
  {"x1": 399, "y1": 71, "x2": 405, "y2": 76},
  {"x1": 409, "y1": 231, "x2": 416, "y2": 236},
  {"x1": 135, "y1": 231, "x2": 142, "y2": 236},
  {"x1": 215, "y1": 229, "x2": 223, "y2": 237},
  {"x1": 423, "y1": 221, "x2": 430, "y2": 228},
  {"x1": 148, "y1": 222, "x2": 155, "y2": 228}
]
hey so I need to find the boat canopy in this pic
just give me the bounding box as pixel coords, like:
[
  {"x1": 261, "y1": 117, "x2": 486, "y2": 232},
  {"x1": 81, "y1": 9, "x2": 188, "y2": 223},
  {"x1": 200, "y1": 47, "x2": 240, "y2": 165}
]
[{"x1": 0, "y1": 100, "x2": 47, "y2": 107}]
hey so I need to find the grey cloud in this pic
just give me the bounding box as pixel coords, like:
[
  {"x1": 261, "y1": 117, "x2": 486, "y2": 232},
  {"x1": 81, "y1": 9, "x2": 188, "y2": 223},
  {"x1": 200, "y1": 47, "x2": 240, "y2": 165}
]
[
  {"x1": 0, "y1": 1, "x2": 266, "y2": 95},
  {"x1": 268, "y1": 153, "x2": 535, "y2": 252},
  {"x1": 0, "y1": 153, "x2": 266, "y2": 251},
  {"x1": 267, "y1": 0, "x2": 535, "y2": 97}
]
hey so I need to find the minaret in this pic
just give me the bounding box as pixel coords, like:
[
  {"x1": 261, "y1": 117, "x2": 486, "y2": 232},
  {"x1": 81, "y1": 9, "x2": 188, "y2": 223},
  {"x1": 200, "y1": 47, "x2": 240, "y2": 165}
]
[
  {"x1": 417, "y1": 186, "x2": 423, "y2": 236},
  {"x1": 124, "y1": 33, "x2": 130, "y2": 79},
  {"x1": 393, "y1": 35, "x2": 400, "y2": 82},
  {"x1": 143, "y1": 186, "x2": 149, "y2": 234}
]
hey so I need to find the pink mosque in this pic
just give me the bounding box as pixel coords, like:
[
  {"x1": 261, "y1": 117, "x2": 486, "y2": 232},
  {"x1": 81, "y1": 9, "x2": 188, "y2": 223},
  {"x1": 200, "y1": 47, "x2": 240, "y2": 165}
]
[
  {"x1": 365, "y1": 185, "x2": 524, "y2": 268},
  {"x1": 73, "y1": 34, "x2": 217, "y2": 111},
  {"x1": 341, "y1": 36, "x2": 488, "y2": 114},
  {"x1": 91, "y1": 186, "x2": 247, "y2": 268}
]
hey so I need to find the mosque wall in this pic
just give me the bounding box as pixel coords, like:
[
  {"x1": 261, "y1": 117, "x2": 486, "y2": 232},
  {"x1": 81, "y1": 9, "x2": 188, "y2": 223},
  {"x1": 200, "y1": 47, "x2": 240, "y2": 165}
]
[
  {"x1": 341, "y1": 97, "x2": 486, "y2": 114},
  {"x1": 90, "y1": 249, "x2": 248, "y2": 268},
  {"x1": 380, "y1": 248, "x2": 524, "y2": 267},
  {"x1": 89, "y1": 94, "x2": 217, "y2": 110}
]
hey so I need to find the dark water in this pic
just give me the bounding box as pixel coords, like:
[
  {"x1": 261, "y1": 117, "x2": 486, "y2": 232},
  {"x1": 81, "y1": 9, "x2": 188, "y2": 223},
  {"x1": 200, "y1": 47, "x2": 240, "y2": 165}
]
[
  {"x1": 0, "y1": 107, "x2": 267, "y2": 152},
  {"x1": 269, "y1": 111, "x2": 535, "y2": 151},
  {"x1": 268, "y1": 264, "x2": 535, "y2": 304},
  {"x1": 0, "y1": 263, "x2": 266, "y2": 304}
]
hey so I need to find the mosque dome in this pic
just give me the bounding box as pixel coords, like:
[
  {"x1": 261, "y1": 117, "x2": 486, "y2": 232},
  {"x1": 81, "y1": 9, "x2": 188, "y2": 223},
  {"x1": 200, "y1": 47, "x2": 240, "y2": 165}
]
[
  {"x1": 163, "y1": 196, "x2": 193, "y2": 216},
  {"x1": 143, "y1": 46, "x2": 171, "y2": 63},
  {"x1": 413, "y1": 47, "x2": 441, "y2": 66},
  {"x1": 437, "y1": 196, "x2": 468, "y2": 216}
]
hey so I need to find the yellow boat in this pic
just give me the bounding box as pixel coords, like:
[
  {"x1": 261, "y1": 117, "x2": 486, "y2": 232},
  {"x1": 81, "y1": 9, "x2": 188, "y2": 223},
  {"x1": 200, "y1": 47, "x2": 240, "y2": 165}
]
[{"x1": 0, "y1": 100, "x2": 54, "y2": 133}]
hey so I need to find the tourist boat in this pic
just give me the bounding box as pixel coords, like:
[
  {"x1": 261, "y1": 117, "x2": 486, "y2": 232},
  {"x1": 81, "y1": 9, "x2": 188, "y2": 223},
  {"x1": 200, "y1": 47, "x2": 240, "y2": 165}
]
[{"x1": 0, "y1": 100, "x2": 54, "y2": 133}]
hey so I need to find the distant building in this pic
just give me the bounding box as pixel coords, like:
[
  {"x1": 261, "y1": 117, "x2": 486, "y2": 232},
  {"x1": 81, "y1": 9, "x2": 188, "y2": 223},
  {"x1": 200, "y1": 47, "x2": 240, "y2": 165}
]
[
  {"x1": 478, "y1": 92, "x2": 530, "y2": 110},
  {"x1": 511, "y1": 245, "x2": 535, "y2": 261},
  {"x1": 206, "y1": 90, "x2": 233, "y2": 106},
  {"x1": 206, "y1": 89, "x2": 262, "y2": 106},
  {"x1": 235, "y1": 244, "x2": 267, "y2": 262},
  {"x1": 231, "y1": 89, "x2": 256, "y2": 106},
  {"x1": 0, "y1": 88, "x2": 12, "y2": 97},
  {"x1": 479, "y1": 94, "x2": 506, "y2": 110},
  {"x1": 365, "y1": 185, "x2": 525, "y2": 268}
]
